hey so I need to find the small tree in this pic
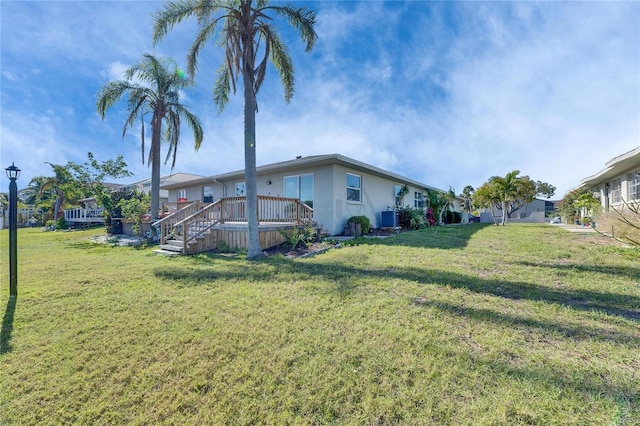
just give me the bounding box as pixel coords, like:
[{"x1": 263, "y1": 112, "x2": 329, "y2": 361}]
[
  {"x1": 460, "y1": 185, "x2": 475, "y2": 212},
  {"x1": 557, "y1": 188, "x2": 591, "y2": 224},
  {"x1": 118, "y1": 191, "x2": 151, "y2": 237}
]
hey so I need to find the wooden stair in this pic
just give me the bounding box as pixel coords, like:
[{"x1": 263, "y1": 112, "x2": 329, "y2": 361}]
[{"x1": 155, "y1": 196, "x2": 315, "y2": 255}]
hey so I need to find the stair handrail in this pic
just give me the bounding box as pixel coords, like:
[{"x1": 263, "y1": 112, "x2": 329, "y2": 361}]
[
  {"x1": 183, "y1": 202, "x2": 224, "y2": 249},
  {"x1": 156, "y1": 201, "x2": 200, "y2": 245}
]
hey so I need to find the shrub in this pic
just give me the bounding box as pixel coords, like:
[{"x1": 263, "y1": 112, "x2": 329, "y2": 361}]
[
  {"x1": 347, "y1": 216, "x2": 371, "y2": 234},
  {"x1": 426, "y1": 208, "x2": 436, "y2": 227},
  {"x1": 56, "y1": 218, "x2": 68, "y2": 230},
  {"x1": 279, "y1": 225, "x2": 316, "y2": 248},
  {"x1": 444, "y1": 210, "x2": 462, "y2": 224},
  {"x1": 397, "y1": 207, "x2": 426, "y2": 230}
]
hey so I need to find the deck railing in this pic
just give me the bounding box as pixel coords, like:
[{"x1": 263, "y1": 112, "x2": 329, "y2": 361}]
[
  {"x1": 64, "y1": 208, "x2": 105, "y2": 223},
  {"x1": 156, "y1": 201, "x2": 201, "y2": 245},
  {"x1": 159, "y1": 196, "x2": 314, "y2": 252}
]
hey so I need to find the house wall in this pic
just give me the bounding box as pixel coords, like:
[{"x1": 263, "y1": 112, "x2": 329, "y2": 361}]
[
  {"x1": 329, "y1": 164, "x2": 425, "y2": 234},
  {"x1": 166, "y1": 164, "x2": 432, "y2": 236},
  {"x1": 588, "y1": 165, "x2": 640, "y2": 210},
  {"x1": 480, "y1": 198, "x2": 549, "y2": 223}
]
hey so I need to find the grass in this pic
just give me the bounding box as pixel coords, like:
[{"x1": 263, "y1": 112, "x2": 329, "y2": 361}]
[{"x1": 1, "y1": 224, "x2": 639, "y2": 425}]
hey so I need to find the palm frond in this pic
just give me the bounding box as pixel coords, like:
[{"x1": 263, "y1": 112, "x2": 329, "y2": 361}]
[
  {"x1": 153, "y1": 0, "x2": 202, "y2": 45},
  {"x1": 266, "y1": 29, "x2": 294, "y2": 102},
  {"x1": 271, "y1": 4, "x2": 317, "y2": 52},
  {"x1": 213, "y1": 62, "x2": 232, "y2": 112}
]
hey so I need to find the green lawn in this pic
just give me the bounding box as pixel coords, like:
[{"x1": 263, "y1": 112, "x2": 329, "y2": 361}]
[{"x1": 1, "y1": 224, "x2": 639, "y2": 425}]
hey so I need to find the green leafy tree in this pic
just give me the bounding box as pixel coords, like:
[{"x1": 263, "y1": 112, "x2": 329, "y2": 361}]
[
  {"x1": 460, "y1": 185, "x2": 475, "y2": 212},
  {"x1": 97, "y1": 54, "x2": 204, "y2": 229},
  {"x1": 474, "y1": 171, "x2": 555, "y2": 225},
  {"x1": 118, "y1": 191, "x2": 151, "y2": 237},
  {"x1": 66, "y1": 152, "x2": 132, "y2": 214},
  {"x1": 438, "y1": 187, "x2": 457, "y2": 225},
  {"x1": 153, "y1": 0, "x2": 317, "y2": 260},
  {"x1": 556, "y1": 188, "x2": 591, "y2": 223},
  {"x1": 38, "y1": 163, "x2": 81, "y2": 222}
]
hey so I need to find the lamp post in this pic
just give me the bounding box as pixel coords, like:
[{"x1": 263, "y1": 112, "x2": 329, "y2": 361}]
[{"x1": 6, "y1": 162, "x2": 20, "y2": 298}]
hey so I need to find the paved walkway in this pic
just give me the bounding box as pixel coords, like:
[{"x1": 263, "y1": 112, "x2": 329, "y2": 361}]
[{"x1": 549, "y1": 223, "x2": 596, "y2": 233}]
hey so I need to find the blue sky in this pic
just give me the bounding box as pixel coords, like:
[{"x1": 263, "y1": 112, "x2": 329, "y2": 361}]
[{"x1": 1, "y1": 1, "x2": 638, "y2": 199}]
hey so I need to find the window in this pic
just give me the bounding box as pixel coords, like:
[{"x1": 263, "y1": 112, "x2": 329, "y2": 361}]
[
  {"x1": 235, "y1": 182, "x2": 246, "y2": 196},
  {"x1": 203, "y1": 186, "x2": 214, "y2": 203},
  {"x1": 178, "y1": 189, "x2": 187, "y2": 201},
  {"x1": 284, "y1": 174, "x2": 314, "y2": 207},
  {"x1": 347, "y1": 173, "x2": 361, "y2": 202},
  {"x1": 610, "y1": 179, "x2": 621, "y2": 204},
  {"x1": 414, "y1": 192, "x2": 424, "y2": 209},
  {"x1": 629, "y1": 171, "x2": 640, "y2": 200},
  {"x1": 395, "y1": 185, "x2": 403, "y2": 206}
]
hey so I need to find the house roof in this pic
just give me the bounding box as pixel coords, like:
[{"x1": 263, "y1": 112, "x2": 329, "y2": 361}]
[
  {"x1": 122, "y1": 172, "x2": 205, "y2": 189},
  {"x1": 578, "y1": 146, "x2": 640, "y2": 189},
  {"x1": 160, "y1": 153, "x2": 447, "y2": 193}
]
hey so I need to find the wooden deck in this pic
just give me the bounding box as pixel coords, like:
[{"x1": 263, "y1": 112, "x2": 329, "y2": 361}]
[
  {"x1": 64, "y1": 208, "x2": 105, "y2": 224},
  {"x1": 156, "y1": 196, "x2": 314, "y2": 255}
]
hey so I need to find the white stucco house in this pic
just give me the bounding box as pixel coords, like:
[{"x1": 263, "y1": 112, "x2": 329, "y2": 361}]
[
  {"x1": 161, "y1": 153, "x2": 461, "y2": 236},
  {"x1": 577, "y1": 146, "x2": 640, "y2": 210}
]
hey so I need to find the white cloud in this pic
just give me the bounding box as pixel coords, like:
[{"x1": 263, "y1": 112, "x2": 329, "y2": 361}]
[{"x1": 1, "y1": 0, "x2": 638, "y2": 200}]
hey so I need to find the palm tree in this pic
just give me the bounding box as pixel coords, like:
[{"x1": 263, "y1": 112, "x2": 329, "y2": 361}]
[
  {"x1": 97, "y1": 54, "x2": 204, "y2": 228},
  {"x1": 37, "y1": 164, "x2": 76, "y2": 223},
  {"x1": 489, "y1": 170, "x2": 522, "y2": 226},
  {"x1": 153, "y1": 0, "x2": 317, "y2": 259}
]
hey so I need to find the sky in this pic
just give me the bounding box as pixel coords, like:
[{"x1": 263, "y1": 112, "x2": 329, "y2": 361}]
[{"x1": 1, "y1": 0, "x2": 639, "y2": 199}]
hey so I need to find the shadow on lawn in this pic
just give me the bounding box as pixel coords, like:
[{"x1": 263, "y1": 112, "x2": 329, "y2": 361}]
[
  {"x1": 154, "y1": 257, "x2": 640, "y2": 417},
  {"x1": 343, "y1": 224, "x2": 489, "y2": 250},
  {"x1": 515, "y1": 261, "x2": 640, "y2": 282},
  {"x1": 154, "y1": 254, "x2": 640, "y2": 325},
  {"x1": 415, "y1": 298, "x2": 639, "y2": 346},
  {"x1": 1, "y1": 297, "x2": 16, "y2": 355}
]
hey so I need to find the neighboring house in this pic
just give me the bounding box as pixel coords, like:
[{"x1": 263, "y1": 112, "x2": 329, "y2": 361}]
[
  {"x1": 577, "y1": 146, "x2": 640, "y2": 211},
  {"x1": 63, "y1": 173, "x2": 204, "y2": 227},
  {"x1": 161, "y1": 154, "x2": 460, "y2": 235},
  {"x1": 119, "y1": 172, "x2": 204, "y2": 206}
]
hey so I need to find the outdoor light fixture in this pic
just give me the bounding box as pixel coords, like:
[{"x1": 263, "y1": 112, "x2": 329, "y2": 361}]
[
  {"x1": 5, "y1": 162, "x2": 20, "y2": 180},
  {"x1": 5, "y1": 162, "x2": 20, "y2": 297}
]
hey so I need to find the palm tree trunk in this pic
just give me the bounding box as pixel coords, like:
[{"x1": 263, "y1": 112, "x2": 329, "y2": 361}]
[
  {"x1": 150, "y1": 112, "x2": 162, "y2": 239},
  {"x1": 501, "y1": 201, "x2": 508, "y2": 226},
  {"x1": 243, "y1": 66, "x2": 263, "y2": 259},
  {"x1": 54, "y1": 190, "x2": 64, "y2": 223}
]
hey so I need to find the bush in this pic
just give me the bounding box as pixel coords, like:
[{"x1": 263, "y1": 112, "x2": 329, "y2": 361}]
[
  {"x1": 56, "y1": 218, "x2": 68, "y2": 230},
  {"x1": 397, "y1": 207, "x2": 426, "y2": 230},
  {"x1": 347, "y1": 216, "x2": 371, "y2": 234},
  {"x1": 444, "y1": 210, "x2": 462, "y2": 224},
  {"x1": 278, "y1": 225, "x2": 316, "y2": 248}
]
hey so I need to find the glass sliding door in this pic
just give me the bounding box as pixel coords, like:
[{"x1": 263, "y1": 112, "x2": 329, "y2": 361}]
[{"x1": 284, "y1": 174, "x2": 314, "y2": 207}]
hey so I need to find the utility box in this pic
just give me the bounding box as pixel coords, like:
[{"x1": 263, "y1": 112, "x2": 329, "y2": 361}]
[{"x1": 381, "y1": 210, "x2": 400, "y2": 227}]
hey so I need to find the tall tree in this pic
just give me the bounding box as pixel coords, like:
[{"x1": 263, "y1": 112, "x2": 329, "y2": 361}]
[
  {"x1": 460, "y1": 185, "x2": 475, "y2": 212},
  {"x1": 97, "y1": 54, "x2": 204, "y2": 229},
  {"x1": 153, "y1": 0, "x2": 317, "y2": 259},
  {"x1": 38, "y1": 163, "x2": 78, "y2": 222}
]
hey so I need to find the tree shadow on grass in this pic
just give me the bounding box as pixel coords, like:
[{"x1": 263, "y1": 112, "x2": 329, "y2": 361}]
[
  {"x1": 414, "y1": 298, "x2": 639, "y2": 346},
  {"x1": 153, "y1": 254, "x2": 640, "y2": 325},
  {"x1": 1, "y1": 297, "x2": 16, "y2": 355},
  {"x1": 515, "y1": 261, "x2": 640, "y2": 281},
  {"x1": 341, "y1": 224, "x2": 490, "y2": 250},
  {"x1": 153, "y1": 256, "x2": 640, "y2": 419}
]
